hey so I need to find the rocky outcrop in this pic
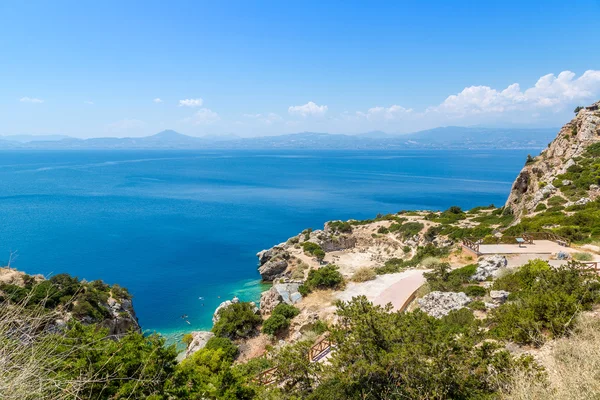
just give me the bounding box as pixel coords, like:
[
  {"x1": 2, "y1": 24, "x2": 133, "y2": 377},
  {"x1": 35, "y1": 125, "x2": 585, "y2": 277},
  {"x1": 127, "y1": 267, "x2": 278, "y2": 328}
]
[
  {"x1": 490, "y1": 290, "x2": 510, "y2": 305},
  {"x1": 259, "y1": 282, "x2": 303, "y2": 315},
  {"x1": 308, "y1": 229, "x2": 357, "y2": 252},
  {"x1": 184, "y1": 331, "x2": 214, "y2": 358},
  {"x1": 418, "y1": 291, "x2": 471, "y2": 318},
  {"x1": 100, "y1": 297, "x2": 140, "y2": 337},
  {"x1": 505, "y1": 101, "x2": 600, "y2": 219},
  {"x1": 257, "y1": 245, "x2": 290, "y2": 281},
  {"x1": 471, "y1": 256, "x2": 507, "y2": 281},
  {"x1": 212, "y1": 297, "x2": 259, "y2": 325}
]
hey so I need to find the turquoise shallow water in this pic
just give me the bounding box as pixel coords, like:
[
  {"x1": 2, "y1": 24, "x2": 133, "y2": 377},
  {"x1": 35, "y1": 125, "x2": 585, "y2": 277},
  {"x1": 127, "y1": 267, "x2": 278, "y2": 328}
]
[{"x1": 0, "y1": 149, "x2": 533, "y2": 335}]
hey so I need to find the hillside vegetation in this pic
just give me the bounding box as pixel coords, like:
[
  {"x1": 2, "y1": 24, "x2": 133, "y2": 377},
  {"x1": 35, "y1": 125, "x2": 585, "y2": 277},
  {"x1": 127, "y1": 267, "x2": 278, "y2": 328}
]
[{"x1": 2, "y1": 101, "x2": 600, "y2": 399}]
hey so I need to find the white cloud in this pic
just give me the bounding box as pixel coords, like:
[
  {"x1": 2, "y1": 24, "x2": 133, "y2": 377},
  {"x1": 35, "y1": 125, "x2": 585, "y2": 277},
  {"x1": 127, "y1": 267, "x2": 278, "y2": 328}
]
[
  {"x1": 288, "y1": 101, "x2": 328, "y2": 117},
  {"x1": 107, "y1": 118, "x2": 146, "y2": 132},
  {"x1": 179, "y1": 98, "x2": 203, "y2": 107},
  {"x1": 185, "y1": 108, "x2": 220, "y2": 125},
  {"x1": 243, "y1": 112, "x2": 282, "y2": 125},
  {"x1": 84, "y1": 101, "x2": 94, "y2": 105},
  {"x1": 20, "y1": 97, "x2": 44, "y2": 104},
  {"x1": 356, "y1": 105, "x2": 413, "y2": 120},
  {"x1": 431, "y1": 70, "x2": 600, "y2": 116},
  {"x1": 153, "y1": 98, "x2": 163, "y2": 103}
]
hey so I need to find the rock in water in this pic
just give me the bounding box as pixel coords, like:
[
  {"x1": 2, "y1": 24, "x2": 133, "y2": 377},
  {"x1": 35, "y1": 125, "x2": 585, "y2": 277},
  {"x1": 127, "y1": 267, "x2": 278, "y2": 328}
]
[
  {"x1": 185, "y1": 331, "x2": 215, "y2": 358},
  {"x1": 418, "y1": 291, "x2": 471, "y2": 318},
  {"x1": 471, "y1": 256, "x2": 507, "y2": 281}
]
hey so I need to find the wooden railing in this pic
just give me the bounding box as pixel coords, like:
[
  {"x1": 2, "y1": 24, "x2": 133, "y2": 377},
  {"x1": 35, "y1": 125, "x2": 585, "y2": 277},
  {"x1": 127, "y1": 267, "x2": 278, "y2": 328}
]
[
  {"x1": 523, "y1": 232, "x2": 570, "y2": 247},
  {"x1": 309, "y1": 334, "x2": 332, "y2": 362},
  {"x1": 253, "y1": 366, "x2": 279, "y2": 385},
  {"x1": 255, "y1": 333, "x2": 334, "y2": 385},
  {"x1": 573, "y1": 261, "x2": 600, "y2": 273},
  {"x1": 398, "y1": 288, "x2": 419, "y2": 313},
  {"x1": 462, "y1": 238, "x2": 480, "y2": 254}
]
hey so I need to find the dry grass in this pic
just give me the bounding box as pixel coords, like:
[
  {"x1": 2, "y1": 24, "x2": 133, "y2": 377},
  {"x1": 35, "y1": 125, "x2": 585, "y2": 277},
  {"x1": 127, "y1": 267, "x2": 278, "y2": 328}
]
[
  {"x1": 350, "y1": 267, "x2": 376, "y2": 282},
  {"x1": 572, "y1": 252, "x2": 594, "y2": 262},
  {"x1": 0, "y1": 293, "x2": 85, "y2": 399},
  {"x1": 503, "y1": 313, "x2": 600, "y2": 400}
]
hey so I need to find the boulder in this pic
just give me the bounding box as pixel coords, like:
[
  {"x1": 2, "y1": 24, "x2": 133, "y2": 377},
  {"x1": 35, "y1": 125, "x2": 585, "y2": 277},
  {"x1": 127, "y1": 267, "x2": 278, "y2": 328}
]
[
  {"x1": 471, "y1": 256, "x2": 507, "y2": 281},
  {"x1": 490, "y1": 290, "x2": 510, "y2": 304},
  {"x1": 258, "y1": 259, "x2": 288, "y2": 281},
  {"x1": 418, "y1": 291, "x2": 471, "y2": 318},
  {"x1": 256, "y1": 246, "x2": 290, "y2": 281},
  {"x1": 185, "y1": 331, "x2": 215, "y2": 358},
  {"x1": 259, "y1": 283, "x2": 303, "y2": 316},
  {"x1": 259, "y1": 288, "x2": 282, "y2": 316}
]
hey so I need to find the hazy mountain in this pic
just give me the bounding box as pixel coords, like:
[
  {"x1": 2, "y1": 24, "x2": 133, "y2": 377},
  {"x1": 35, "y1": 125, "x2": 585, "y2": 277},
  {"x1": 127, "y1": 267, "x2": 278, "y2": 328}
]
[
  {"x1": 0, "y1": 127, "x2": 558, "y2": 150},
  {"x1": 1, "y1": 134, "x2": 71, "y2": 143}
]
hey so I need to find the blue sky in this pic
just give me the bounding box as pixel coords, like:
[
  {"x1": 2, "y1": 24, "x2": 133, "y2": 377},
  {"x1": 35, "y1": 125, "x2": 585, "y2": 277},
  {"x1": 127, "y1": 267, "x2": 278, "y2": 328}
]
[{"x1": 1, "y1": 0, "x2": 599, "y2": 138}]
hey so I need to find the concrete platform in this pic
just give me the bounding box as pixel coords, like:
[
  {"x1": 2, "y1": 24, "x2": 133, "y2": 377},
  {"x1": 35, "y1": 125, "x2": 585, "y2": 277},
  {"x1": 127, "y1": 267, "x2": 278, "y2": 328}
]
[{"x1": 478, "y1": 240, "x2": 572, "y2": 255}]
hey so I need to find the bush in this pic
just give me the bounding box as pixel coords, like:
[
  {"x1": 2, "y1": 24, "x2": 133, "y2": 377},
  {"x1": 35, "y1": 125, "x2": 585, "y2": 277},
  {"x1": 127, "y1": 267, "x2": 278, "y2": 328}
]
[
  {"x1": 573, "y1": 252, "x2": 593, "y2": 261},
  {"x1": 272, "y1": 303, "x2": 300, "y2": 319},
  {"x1": 469, "y1": 300, "x2": 487, "y2": 311},
  {"x1": 302, "y1": 241, "x2": 322, "y2": 255},
  {"x1": 262, "y1": 313, "x2": 290, "y2": 335},
  {"x1": 425, "y1": 263, "x2": 477, "y2": 292},
  {"x1": 298, "y1": 284, "x2": 310, "y2": 297},
  {"x1": 351, "y1": 267, "x2": 376, "y2": 282},
  {"x1": 204, "y1": 336, "x2": 238, "y2": 361},
  {"x1": 377, "y1": 226, "x2": 389, "y2": 234},
  {"x1": 327, "y1": 220, "x2": 353, "y2": 233},
  {"x1": 211, "y1": 302, "x2": 262, "y2": 339},
  {"x1": 535, "y1": 203, "x2": 547, "y2": 212},
  {"x1": 463, "y1": 285, "x2": 487, "y2": 297},
  {"x1": 489, "y1": 262, "x2": 600, "y2": 346},
  {"x1": 375, "y1": 257, "x2": 405, "y2": 275},
  {"x1": 182, "y1": 333, "x2": 193, "y2": 346},
  {"x1": 305, "y1": 265, "x2": 344, "y2": 290}
]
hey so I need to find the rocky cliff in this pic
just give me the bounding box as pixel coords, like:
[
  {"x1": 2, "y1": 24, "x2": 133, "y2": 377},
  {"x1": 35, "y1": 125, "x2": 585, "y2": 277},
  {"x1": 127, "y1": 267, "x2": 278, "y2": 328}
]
[
  {"x1": 505, "y1": 101, "x2": 600, "y2": 219},
  {"x1": 0, "y1": 267, "x2": 139, "y2": 336}
]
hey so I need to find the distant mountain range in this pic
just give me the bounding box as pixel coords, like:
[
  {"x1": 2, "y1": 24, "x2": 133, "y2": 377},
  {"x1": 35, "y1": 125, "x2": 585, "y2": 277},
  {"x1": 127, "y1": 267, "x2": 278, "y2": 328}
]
[{"x1": 0, "y1": 127, "x2": 558, "y2": 150}]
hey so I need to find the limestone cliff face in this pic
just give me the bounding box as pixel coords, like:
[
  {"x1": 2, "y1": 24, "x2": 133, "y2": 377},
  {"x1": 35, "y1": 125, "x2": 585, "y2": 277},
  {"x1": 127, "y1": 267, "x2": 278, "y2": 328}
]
[{"x1": 505, "y1": 101, "x2": 600, "y2": 219}]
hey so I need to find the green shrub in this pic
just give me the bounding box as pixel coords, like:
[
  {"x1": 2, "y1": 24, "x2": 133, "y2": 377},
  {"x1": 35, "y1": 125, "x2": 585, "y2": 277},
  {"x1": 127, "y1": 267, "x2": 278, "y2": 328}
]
[
  {"x1": 425, "y1": 263, "x2": 477, "y2": 292},
  {"x1": 463, "y1": 285, "x2": 486, "y2": 297},
  {"x1": 272, "y1": 303, "x2": 300, "y2": 319},
  {"x1": 375, "y1": 257, "x2": 405, "y2": 275},
  {"x1": 327, "y1": 220, "x2": 353, "y2": 233},
  {"x1": 389, "y1": 221, "x2": 424, "y2": 239},
  {"x1": 402, "y1": 245, "x2": 411, "y2": 253},
  {"x1": 377, "y1": 226, "x2": 389, "y2": 234},
  {"x1": 305, "y1": 265, "x2": 344, "y2": 290},
  {"x1": 313, "y1": 249, "x2": 326, "y2": 261},
  {"x1": 302, "y1": 241, "x2": 322, "y2": 255},
  {"x1": 547, "y1": 195, "x2": 567, "y2": 206},
  {"x1": 489, "y1": 262, "x2": 600, "y2": 346},
  {"x1": 262, "y1": 313, "x2": 290, "y2": 335},
  {"x1": 204, "y1": 336, "x2": 239, "y2": 361},
  {"x1": 211, "y1": 302, "x2": 262, "y2": 339},
  {"x1": 298, "y1": 284, "x2": 310, "y2": 296},
  {"x1": 573, "y1": 252, "x2": 593, "y2": 261},
  {"x1": 468, "y1": 300, "x2": 487, "y2": 311},
  {"x1": 534, "y1": 203, "x2": 547, "y2": 212},
  {"x1": 182, "y1": 333, "x2": 193, "y2": 346}
]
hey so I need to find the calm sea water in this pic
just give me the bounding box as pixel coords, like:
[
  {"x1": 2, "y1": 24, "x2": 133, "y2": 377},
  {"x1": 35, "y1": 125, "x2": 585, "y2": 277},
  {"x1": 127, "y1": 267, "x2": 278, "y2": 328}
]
[{"x1": 0, "y1": 149, "x2": 532, "y2": 335}]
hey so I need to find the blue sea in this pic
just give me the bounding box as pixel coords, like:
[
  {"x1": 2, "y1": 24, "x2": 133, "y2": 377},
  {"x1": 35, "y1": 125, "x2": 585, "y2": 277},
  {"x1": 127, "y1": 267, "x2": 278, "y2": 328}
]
[{"x1": 0, "y1": 149, "x2": 532, "y2": 336}]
